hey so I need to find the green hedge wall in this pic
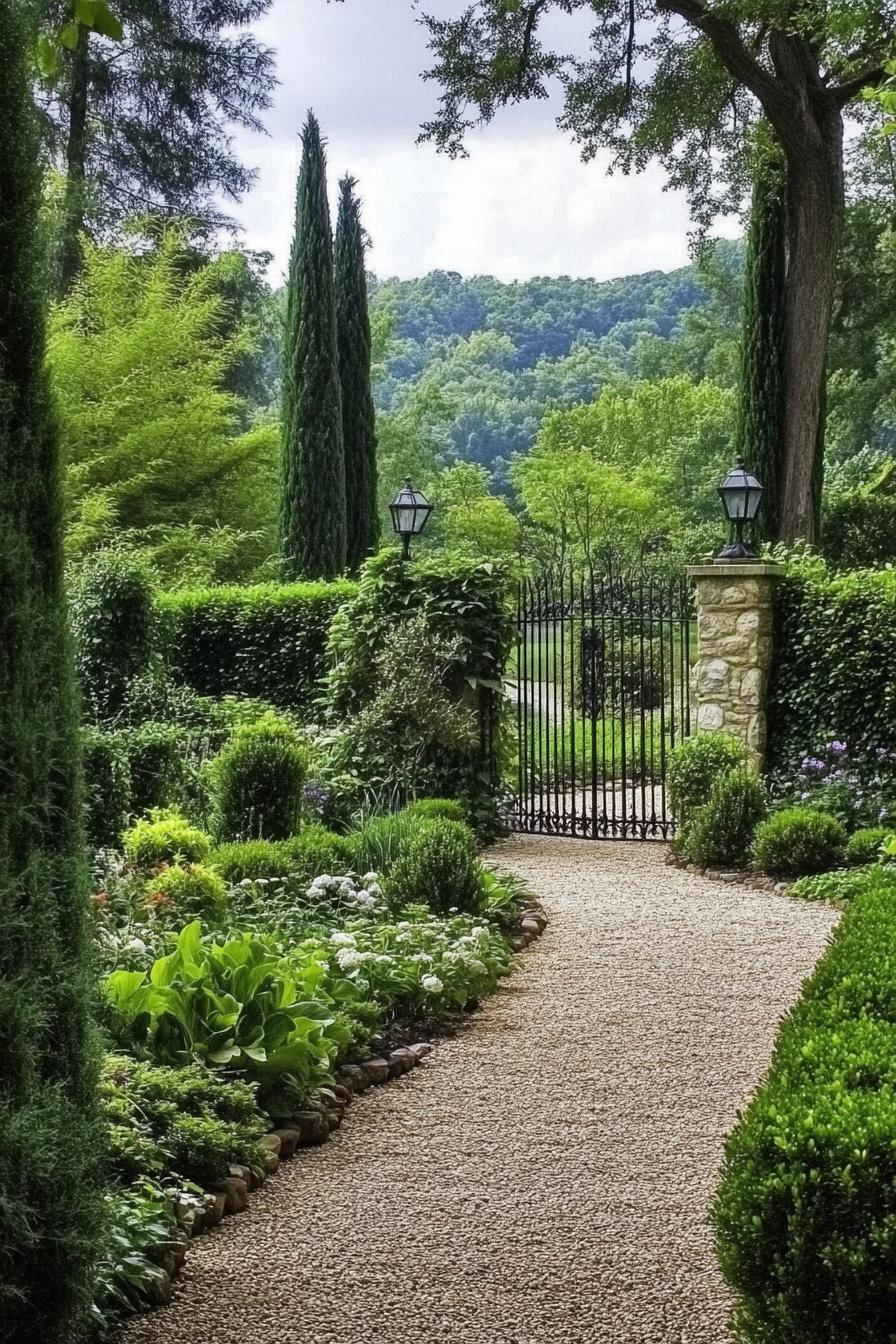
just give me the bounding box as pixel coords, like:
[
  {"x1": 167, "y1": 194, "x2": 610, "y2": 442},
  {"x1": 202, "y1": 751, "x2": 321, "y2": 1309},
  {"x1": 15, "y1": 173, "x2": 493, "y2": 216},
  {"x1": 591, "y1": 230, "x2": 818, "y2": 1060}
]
[
  {"x1": 159, "y1": 581, "x2": 356, "y2": 713},
  {"x1": 715, "y1": 866, "x2": 896, "y2": 1342},
  {"x1": 769, "y1": 560, "x2": 896, "y2": 771}
]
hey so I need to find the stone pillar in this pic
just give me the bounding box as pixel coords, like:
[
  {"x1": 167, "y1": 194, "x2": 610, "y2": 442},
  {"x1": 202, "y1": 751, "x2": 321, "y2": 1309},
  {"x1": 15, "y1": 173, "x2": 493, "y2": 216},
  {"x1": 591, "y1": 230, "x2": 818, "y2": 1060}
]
[{"x1": 686, "y1": 562, "x2": 780, "y2": 767}]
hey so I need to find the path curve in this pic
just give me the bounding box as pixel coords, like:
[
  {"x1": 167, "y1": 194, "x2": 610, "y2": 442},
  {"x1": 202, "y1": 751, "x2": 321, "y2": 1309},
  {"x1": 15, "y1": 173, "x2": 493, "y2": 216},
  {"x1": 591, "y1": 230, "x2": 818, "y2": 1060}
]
[{"x1": 121, "y1": 837, "x2": 837, "y2": 1344}]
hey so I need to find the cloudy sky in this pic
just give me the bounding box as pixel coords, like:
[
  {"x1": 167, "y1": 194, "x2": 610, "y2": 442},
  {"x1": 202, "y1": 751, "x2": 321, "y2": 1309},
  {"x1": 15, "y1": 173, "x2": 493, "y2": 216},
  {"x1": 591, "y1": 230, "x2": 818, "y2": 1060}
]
[{"x1": 229, "y1": 0, "x2": 740, "y2": 285}]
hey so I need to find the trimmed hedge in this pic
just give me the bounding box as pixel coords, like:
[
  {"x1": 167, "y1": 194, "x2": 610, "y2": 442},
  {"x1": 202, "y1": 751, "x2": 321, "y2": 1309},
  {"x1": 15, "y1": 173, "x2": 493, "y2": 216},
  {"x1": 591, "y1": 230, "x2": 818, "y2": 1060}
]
[
  {"x1": 770, "y1": 560, "x2": 896, "y2": 774},
  {"x1": 715, "y1": 867, "x2": 896, "y2": 1342},
  {"x1": 159, "y1": 581, "x2": 356, "y2": 712}
]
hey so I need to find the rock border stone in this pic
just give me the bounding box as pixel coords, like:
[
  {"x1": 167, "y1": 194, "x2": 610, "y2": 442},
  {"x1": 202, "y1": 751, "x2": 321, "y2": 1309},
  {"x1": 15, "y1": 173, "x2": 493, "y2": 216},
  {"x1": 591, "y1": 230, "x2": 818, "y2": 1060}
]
[{"x1": 664, "y1": 849, "x2": 790, "y2": 897}]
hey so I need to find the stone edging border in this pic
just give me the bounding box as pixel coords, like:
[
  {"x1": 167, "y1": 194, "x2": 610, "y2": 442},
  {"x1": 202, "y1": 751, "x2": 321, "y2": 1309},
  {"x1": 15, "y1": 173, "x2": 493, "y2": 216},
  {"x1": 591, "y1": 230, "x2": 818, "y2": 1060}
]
[
  {"x1": 145, "y1": 903, "x2": 550, "y2": 1307},
  {"x1": 665, "y1": 850, "x2": 791, "y2": 897}
]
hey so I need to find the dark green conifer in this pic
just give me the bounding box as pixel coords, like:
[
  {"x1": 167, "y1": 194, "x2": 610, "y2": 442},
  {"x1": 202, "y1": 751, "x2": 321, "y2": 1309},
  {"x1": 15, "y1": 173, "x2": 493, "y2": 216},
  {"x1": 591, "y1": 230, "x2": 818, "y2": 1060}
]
[
  {"x1": 335, "y1": 175, "x2": 379, "y2": 570},
  {"x1": 0, "y1": 2, "x2": 101, "y2": 1337},
  {"x1": 735, "y1": 142, "x2": 787, "y2": 540},
  {"x1": 280, "y1": 111, "x2": 346, "y2": 578}
]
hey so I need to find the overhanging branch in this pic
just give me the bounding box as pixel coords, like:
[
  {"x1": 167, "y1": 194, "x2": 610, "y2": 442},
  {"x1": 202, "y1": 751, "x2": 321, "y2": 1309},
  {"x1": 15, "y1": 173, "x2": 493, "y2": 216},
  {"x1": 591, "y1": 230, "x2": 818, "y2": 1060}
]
[{"x1": 656, "y1": 0, "x2": 795, "y2": 128}]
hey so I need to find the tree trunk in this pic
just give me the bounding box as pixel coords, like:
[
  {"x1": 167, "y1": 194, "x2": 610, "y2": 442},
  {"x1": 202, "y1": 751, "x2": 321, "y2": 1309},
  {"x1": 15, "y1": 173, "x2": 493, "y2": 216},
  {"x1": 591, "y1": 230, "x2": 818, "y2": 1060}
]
[
  {"x1": 58, "y1": 23, "x2": 89, "y2": 294},
  {"x1": 777, "y1": 108, "x2": 844, "y2": 543}
]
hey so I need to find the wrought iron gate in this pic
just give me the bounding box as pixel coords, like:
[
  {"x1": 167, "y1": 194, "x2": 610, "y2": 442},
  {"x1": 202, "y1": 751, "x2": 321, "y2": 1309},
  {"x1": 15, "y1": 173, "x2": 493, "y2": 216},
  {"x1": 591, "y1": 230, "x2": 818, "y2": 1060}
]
[{"x1": 512, "y1": 567, "x2": 693, "y2": 840}]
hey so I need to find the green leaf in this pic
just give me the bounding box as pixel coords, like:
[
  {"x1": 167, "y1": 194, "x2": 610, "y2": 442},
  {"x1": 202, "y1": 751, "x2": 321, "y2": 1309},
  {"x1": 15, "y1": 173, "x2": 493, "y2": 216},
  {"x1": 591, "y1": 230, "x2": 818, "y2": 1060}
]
[
  {"x1": 35, "y1": 34, "x2": 59, "y2": 77},
  {"x1": 58, "y1": 22, "x2": 80, "y2": 49},
  {"x1": 91, "y1": 2, "x2": 124, "y2": 40}
]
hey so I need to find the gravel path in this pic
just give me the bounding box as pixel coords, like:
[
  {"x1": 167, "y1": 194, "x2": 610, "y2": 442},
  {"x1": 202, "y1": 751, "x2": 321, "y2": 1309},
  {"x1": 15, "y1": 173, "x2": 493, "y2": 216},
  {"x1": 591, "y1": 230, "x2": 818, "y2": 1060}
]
[{"x1": 121, "y1": 836, "x2": 837, "y2": 1344}]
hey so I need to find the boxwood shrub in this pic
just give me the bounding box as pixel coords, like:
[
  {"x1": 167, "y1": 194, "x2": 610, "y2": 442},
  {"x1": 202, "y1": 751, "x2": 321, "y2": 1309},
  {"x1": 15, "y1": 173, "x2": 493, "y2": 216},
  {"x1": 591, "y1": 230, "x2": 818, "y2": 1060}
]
[
  {"x1": 209, "y1": 717, "x2": 309, "y2": 842},
  {"x1": 159, "y1": 581, "x2": 356, "y2": 712},
  {"x1": 715, "y1": 868, "x2": 896, "y2": 1342},
  {"x1": 751, "y1": 807, "x2": 847, "y2": 877},
  {"x1": 387, "y1": 818, "x2": 483, "y2": 916},
  {"x1": 667, "y1": 732, "x2": 749, "y2": 825},
  {"x1": 681, "y1": 766, "x2": 767, "y2": 868},
  {"x1": 845, "y1": 825, "x2": 892, "y2": 868}
]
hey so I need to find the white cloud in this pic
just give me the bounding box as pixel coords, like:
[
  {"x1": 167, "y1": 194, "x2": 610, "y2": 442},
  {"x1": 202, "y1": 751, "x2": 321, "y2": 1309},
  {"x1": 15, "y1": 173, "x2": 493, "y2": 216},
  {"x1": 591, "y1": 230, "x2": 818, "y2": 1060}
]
[{"x1": 228, "y1": 0, "x2": 741, "y2": 283}]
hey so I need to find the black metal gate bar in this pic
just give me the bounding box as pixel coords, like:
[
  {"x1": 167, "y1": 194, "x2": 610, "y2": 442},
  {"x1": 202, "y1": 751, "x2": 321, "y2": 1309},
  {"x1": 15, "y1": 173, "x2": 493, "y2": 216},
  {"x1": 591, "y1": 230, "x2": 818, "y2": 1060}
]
[{"x1": 512, "y1": 565, "x2": 693, "y2": 841}]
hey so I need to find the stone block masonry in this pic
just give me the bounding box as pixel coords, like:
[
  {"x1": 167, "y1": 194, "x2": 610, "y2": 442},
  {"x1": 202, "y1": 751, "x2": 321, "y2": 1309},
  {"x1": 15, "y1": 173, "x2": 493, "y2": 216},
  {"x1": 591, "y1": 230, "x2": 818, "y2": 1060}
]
[{"x1": 687, "y1": 563, "x2": 780, "y2": 767}]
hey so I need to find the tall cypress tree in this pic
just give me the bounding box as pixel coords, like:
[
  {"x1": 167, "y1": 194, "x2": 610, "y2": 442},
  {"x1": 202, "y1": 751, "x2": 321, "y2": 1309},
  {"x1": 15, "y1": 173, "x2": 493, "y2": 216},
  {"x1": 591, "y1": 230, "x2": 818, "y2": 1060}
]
[
  {"x1": 280, "y1": 111, "x2": 346, "y2": 578},
  {"x1": 335, "y1": 175, "x2": 379, "y2": 570},
  {"x1": 0, "y1": 2, "x2": 101, "y2": 1338},
  {"x1": 735, "y1": 142, "x2": 787, "y2": 541}
]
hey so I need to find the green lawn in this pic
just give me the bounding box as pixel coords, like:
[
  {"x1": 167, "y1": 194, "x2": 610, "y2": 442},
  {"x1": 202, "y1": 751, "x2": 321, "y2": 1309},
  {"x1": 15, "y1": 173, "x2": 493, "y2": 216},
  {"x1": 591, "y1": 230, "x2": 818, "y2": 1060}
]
[
  {"x1": 508, "y1": 706, "x2": 687, "y2": 786},
  {"x1": 508, "y1": 620, "x2": 698, "y2": 682}
]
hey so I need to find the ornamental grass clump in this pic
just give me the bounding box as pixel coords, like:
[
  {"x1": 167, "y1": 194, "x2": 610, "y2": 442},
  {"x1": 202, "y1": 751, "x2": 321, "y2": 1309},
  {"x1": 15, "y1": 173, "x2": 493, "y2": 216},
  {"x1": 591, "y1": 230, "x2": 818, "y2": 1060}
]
[
  {"x1": 211, "y1": 715, "x2": 309, "y2": 841},
  {"x1": 715, "y1": 867, "x2": 896, "y2": 1342},
  {"x1": 751, "y1": 807, "x2": 847, "y2": 877}
]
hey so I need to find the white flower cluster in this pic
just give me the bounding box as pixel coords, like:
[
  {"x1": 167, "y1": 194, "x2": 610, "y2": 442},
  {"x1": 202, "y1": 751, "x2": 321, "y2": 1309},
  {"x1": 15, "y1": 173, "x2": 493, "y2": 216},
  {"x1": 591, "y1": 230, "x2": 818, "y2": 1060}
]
[{"x1": 307, "y1": 871, "x2": 386, "y2": 912}]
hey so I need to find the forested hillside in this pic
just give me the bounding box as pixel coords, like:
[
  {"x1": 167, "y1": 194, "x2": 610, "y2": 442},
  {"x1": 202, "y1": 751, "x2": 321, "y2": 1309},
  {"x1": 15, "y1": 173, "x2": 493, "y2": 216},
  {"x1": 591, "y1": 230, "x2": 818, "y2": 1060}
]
[{"x1": 368, "y1": 252, "x2": 741, "y2": 491}]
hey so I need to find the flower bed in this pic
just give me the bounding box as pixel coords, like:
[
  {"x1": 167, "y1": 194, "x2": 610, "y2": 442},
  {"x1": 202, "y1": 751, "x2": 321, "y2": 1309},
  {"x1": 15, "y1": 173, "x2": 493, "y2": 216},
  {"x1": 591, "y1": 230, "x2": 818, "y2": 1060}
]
[{"x1": 90, "y1": 803, "x2": 543, "y2": 1334}]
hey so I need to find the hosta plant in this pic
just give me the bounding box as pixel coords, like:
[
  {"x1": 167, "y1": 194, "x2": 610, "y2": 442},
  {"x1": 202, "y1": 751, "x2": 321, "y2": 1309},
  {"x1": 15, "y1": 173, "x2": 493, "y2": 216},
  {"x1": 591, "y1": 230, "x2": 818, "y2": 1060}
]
[{"x1": 104, "y1": 922, "x2": 348, "y2": 1113}]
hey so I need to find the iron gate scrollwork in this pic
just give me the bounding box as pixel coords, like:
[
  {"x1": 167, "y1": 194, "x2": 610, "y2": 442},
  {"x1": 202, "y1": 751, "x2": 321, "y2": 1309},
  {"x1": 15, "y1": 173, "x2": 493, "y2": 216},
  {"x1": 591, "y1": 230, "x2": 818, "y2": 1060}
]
[{"x1": 512, "y1": 567, "x2": 693, "y2": 840}]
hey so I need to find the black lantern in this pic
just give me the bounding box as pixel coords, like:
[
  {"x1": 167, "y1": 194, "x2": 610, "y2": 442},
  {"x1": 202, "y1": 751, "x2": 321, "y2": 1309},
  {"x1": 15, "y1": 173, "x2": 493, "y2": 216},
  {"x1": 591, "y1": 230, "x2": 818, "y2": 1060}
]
[
  {"x1": 389, "y1": 478, "x2": 433, "y2": 559},
  {"x1": 717, "y1": 461, "x2": 763, "y2": 561}
]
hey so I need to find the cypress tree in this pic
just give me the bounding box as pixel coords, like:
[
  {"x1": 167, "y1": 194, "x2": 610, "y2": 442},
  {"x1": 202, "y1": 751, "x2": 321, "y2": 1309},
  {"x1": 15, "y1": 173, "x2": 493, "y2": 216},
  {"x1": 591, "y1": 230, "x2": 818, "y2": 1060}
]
[
  {"x1": 0, "y1": 2, "x2": 101, "y2": 1339},
  {"x1": 335, "y1": 175, "x2": 379, "y2": 570},
  {"x1": 281, "y1": 111, "x2": 346, "y2": 578},
  {"x1": 735, "y1": 142, "x2": 787, "y2": 541}
]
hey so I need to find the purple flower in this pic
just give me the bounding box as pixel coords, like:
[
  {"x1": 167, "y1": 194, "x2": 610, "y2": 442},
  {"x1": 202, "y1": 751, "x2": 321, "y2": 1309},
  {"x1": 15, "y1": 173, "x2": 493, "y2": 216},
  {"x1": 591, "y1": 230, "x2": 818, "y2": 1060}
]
[
  {"x1": 801, "y1": 756, "x2": 825, "y2": 773},
  {"x1": 828, "y1": 740, "x2": 848, "y2": 755}
]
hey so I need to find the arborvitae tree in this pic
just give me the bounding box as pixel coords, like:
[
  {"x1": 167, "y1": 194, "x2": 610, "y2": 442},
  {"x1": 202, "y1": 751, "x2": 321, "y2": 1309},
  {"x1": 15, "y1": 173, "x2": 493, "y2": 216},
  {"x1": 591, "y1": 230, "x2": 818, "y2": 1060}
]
[
  {"x1": 0, "y1": 2, "x2": 101, "y2": 1339},
  {"x1": 280, "y1": 111, "x2": 346, "y2": 578},
  {"x1": 735, "y1": 146, "x2": 787, "y2": 541},
  {"x1": 335, "y1": 175, "x2": 379, "y2": 570}
]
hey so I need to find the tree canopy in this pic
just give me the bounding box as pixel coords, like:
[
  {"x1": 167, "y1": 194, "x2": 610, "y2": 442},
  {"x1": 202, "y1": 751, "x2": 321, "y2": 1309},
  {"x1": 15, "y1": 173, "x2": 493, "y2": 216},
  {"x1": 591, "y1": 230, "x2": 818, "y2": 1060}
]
[{"x1": 415, "y1": 0, "x2": 896, "y2": 541}]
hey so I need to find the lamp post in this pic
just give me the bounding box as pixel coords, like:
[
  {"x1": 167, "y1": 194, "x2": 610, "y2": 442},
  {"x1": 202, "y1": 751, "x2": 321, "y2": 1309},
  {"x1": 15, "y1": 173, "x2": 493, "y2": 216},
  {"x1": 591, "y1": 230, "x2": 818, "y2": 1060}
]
[
  {"x1": 716, "y1": 461, "x2": 763, "y2": 561},
  {"x1": 389, "y1": 478, "x2": 434, "y2": 559}
]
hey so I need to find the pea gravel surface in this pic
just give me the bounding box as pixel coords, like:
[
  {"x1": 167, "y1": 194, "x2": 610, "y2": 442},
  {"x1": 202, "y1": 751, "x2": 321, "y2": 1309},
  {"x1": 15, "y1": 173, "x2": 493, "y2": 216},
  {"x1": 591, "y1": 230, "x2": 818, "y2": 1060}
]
[{"x1": 120, "y1": 836, "x2": 838, "y2": 1344}]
